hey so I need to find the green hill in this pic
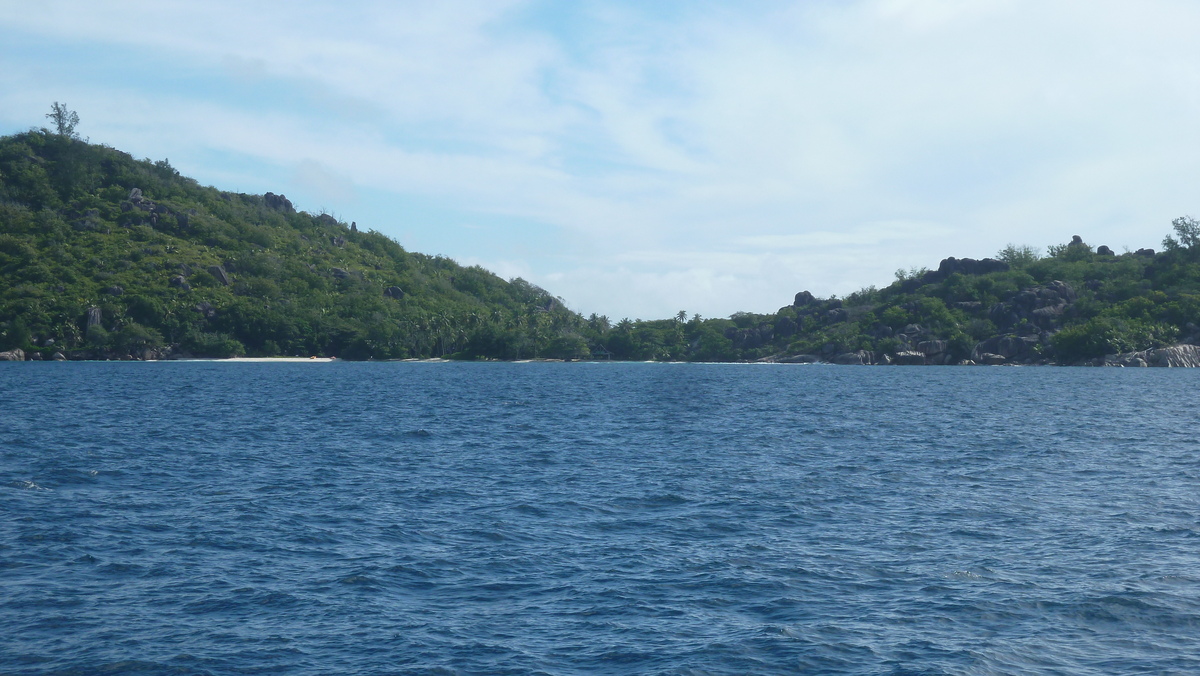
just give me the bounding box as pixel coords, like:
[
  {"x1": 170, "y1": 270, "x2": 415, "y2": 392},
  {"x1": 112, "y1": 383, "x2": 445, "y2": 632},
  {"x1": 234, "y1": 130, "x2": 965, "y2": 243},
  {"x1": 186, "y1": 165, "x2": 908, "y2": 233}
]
[
  {"x1": 583, "y1": 231, "x2": 1200, "y2": 365},
  {"x1": 0, "y1": 128, "x2": 590, "y2": 360},
  {"x1": 3, "y1": 116, "x2": 1199, "y2": 365}
]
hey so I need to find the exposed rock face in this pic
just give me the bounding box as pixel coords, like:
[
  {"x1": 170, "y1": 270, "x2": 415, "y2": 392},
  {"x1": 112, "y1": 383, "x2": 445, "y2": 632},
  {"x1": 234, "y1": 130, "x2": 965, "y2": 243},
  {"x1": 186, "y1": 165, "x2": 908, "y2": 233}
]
[
  {"x1": 331, "y1": 235, "x2": 346, "y2": 247},
  {"x1": 827, "y1": 308, "x2": 849, "y2": 323},
  {"x1": 263, "y1": 192, "x2": 295, "y2": 213},
  {"x1": 52, "y1": 352, "x2": 66, "y2": 361},
  {"x1": 915, "y1": 340, "x2": 948, "y2": 357},
  {"x1": 833, "y1": 350, "x2": 872, "y2": 365},
  {"x1": 207, "y1": 265, "x2": 231, "y2": 286},
  {"x1": 0, "y1": 348, "x2": 25, "y2": 361},
  {"x1": 793, "y1": 291, "x2": 816, "y2": 307},
  {"x1": 331, "y1": 267, "x2": 351, "y2": 280},
  {"x1": 351, "y1": 222, "x2": 357, "y2": 232},
  {"x1": 972, "y1": 334, "x2": 1041, "y2": 362},
  {"x1": 194, "y1": 301, "x2": 216, "y2": 319},
  {"x1": 86, "y1": 307, "x2": 102, "y2": 328},
  {"x1": 777, "y1": 354, "x2": 820, "y2": 363},
  {"x1": 1135, "y1": 248, "x2": 1155, "y2": 257},
  {"x1": 128, "y1": 187, "x2": 143, "y2": 203},
  {"x1": 1097, "y1": 245, "x2": 1114, "y2": 256},
  {"x1": 988, "y1": 280, "x2": 1076, "y2": 331},
  {"x1": 979, "y1": 353, "x2": 1007, "y2": 365},
  {"x1": 935, "y1": 256, "x2": 1009, "y2": 278},
  {"x1": 104, "y1": 285, "x2": 124, "y2": 296},
  {"x1": 1108, "y1": 344, "x2": 1200, "y2": 368},
  {"x1": 383, "y1": 286, "x2": 405, "y2": 299},
  {"x1": 318, "y1": 214, "x2": 338, "y2": 228}
]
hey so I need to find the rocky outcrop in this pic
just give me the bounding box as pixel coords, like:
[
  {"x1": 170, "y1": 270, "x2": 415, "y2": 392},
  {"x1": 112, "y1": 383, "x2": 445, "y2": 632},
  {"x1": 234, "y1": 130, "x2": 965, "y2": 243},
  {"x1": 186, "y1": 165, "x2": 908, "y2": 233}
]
[
  {"x1": 972, "y1": 334, "x2": 1043, "y2": 363},
  {"x1": 331, "y1": 267, "x2": 351, "y2": 280},
  {"x1": 194, "y1": 301, "x2": 216, "y2": 319},
  {"x1": 833, "y1": 350, "x2": 872, "y2": 365},
  {"x1": 776, "y1": 354, "x2": 820, "y2": 364},
  {"x1": 85, "y1": 307, "x2": 102, "y2": 328},
  {"x1": 384, "y1": 286, "x2": 405, "y2": 299},
  {"x1": 169, "y1": 275, "x2": 190, "y2": 290},
  {"x1": 1107, "y1": 344, "x2": 1200, "y2": 368},
  {"x1": 263, "y1": 192, "x2": 294, "y2": 213},
  {"x1": 0, "y1": 348, "x2": 25, "y2": 361},
  {"x1": 207, "y1": 265, "x2": 231, "y2": 286},
  {"x1": 988, "y1": 280, "x2": 1076, "y2": 331}
]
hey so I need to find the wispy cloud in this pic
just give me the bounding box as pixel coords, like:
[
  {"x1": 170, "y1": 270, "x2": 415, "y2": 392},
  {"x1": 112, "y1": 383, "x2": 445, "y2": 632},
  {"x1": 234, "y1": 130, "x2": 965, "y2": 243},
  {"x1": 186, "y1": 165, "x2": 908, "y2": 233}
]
[{"x1": 3, "y1": 0, "x2": 1200, "y2": 318}]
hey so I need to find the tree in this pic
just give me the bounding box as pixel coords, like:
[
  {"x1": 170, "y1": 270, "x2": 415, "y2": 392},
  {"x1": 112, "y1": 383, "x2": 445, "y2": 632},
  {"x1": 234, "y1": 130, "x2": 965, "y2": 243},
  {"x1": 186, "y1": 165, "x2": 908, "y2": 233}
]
[
  {"x1": 996, "y1": 243, "x2": 1041, "y2": 267},
  {"x1": 1163, "y1": 216, "x2": 1200, "y2": 251},
  {"x1": 45, "y1": 102, "x2": 80, "y2": 139}
]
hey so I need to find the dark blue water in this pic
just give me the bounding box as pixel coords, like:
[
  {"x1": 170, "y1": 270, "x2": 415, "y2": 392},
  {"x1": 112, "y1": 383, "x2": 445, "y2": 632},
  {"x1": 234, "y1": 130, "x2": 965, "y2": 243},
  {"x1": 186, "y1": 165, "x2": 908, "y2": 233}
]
[{"x1": 2, "y1": 362, "x2": 1199, "y2": 675}]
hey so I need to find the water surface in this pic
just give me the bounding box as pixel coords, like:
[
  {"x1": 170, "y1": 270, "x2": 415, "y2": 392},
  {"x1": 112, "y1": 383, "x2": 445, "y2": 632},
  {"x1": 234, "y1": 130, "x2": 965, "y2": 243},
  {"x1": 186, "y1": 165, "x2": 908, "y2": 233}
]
[{"x1": 2, "y1": 362, "x2": 1198, "y2": 674}]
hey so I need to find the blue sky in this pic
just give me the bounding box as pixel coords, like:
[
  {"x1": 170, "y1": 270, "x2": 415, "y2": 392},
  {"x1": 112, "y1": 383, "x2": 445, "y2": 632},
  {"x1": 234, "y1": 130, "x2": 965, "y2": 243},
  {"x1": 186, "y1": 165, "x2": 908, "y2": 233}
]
[{"x1": 3, "y1": 0, "x2": 1200, "y2": 319}]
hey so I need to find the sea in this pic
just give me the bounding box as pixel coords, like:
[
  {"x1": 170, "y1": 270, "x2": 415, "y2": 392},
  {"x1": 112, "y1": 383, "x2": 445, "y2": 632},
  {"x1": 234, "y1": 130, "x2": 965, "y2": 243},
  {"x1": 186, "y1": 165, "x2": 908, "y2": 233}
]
[{"x1": 2, "y1": 361, "x2": 1199, "y2": 675}]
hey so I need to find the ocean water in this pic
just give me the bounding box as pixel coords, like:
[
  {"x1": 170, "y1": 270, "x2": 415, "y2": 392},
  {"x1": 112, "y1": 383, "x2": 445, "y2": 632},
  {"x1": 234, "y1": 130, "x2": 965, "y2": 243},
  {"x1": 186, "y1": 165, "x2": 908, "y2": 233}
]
[{"x1": 2, "y1": 362, "x2": 1199, "y2": 675}]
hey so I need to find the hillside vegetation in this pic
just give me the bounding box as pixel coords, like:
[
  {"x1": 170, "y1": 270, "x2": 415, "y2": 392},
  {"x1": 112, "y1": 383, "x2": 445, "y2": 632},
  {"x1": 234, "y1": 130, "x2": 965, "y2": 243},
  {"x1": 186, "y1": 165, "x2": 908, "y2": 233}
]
[
  {"x1": 582, "y1": 230, "x2": 1200, "y2": 365},
  {"x1": 3, "y1": 115, "x2": 1200, "y2": 365},
  {"x1": 0, "y1": 128, "x2": 589, "y2": 360}
]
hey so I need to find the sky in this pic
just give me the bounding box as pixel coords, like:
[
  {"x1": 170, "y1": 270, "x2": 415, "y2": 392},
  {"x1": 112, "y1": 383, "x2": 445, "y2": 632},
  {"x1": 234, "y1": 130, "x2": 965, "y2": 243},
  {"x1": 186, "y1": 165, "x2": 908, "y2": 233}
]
[{"x1": 3, "y1": 0, "x2": 1200, "y2": 320}]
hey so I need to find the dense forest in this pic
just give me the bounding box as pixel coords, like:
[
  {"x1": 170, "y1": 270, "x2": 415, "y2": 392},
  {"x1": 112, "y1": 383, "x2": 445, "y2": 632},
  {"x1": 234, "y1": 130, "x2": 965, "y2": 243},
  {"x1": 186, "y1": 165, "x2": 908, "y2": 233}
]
[{"x1": 2, "y1": 111, "x2": 1200, "y2": 364}]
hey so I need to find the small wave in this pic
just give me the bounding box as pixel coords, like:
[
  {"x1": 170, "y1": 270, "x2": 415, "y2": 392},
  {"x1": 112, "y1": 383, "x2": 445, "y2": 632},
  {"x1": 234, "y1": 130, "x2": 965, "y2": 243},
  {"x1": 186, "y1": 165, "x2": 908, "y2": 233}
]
[{"x1": 8, "y1": 479, "x2": 50, "y2": 491}]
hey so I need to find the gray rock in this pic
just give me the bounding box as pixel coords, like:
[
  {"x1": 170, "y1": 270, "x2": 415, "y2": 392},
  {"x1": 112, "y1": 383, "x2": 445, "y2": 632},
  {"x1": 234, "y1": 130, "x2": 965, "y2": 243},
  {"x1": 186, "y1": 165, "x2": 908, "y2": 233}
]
[
  {"x1": 915, "y1": 340, "x2": 948, "y2": 356},
  {"x1": 351, "y1": 222, "x2": 357, "y2": 232},
  {"x1": 194, "y1": 302, "x2": 216, "y2": 319},
  {"x1": 0, "y1": 348, "x2": 25, "y2": 361},
  {"x1": 793, "y1": 290, "x2": 816, "y2": 307},
  {"x1": 1148, "y1": 344, "x2": 1200, "y2": 367},
  {"x1": 263, "y1": 192, "x2": 295, "y2": 213},
  {"x1": 169, "y1": 275, "x2": 191, "y2": 291},
  {"x1": 207, "y1": 265, "x2": 231, "y2": 286},
  {"x1": 1135, "y1": 248, "x2": 1155, "y2": 257},
  {"x1": 980, "y1": 352, "x2": 1007, "y2": 365},
  {"x1": 1097, "y1": 245, "x2": 1114, "y2": 256},
  {"x1": 318, "y1": 214, "x2": 338, "y2": 228},
  {"x1": 104, "y1": 285, "x2": 124, "y2": 296},
  {"x1": 128, "y1": 187, "x2": 143, "y2": 203},
  {"x1": 833, "y1": 350, "x2": 871, "y2": 365},
  {"x1": 331, "y1": 235, "x2": 346, "y2": 247},
  {"x1": 383, "y1": 286, "x2": 405, "y2": 300},
  {"x1": 86, "y1": 307, "x2": 102, "y2": 328},
  {"x1": 778, "y1": 354, "x2": 820, "y2": 364},
  {"x1": 826, "y1": 308, "x2": 849, "y2": 323},
  {"x1": 28, "y1": 351, "x2": 42, "y2": 361},
  {"x1": 52, "y1": 351, "x2": 66, "y2": 361},
  {"x1": 331, "y1": 267, "x2": 351, "y2": 280}
]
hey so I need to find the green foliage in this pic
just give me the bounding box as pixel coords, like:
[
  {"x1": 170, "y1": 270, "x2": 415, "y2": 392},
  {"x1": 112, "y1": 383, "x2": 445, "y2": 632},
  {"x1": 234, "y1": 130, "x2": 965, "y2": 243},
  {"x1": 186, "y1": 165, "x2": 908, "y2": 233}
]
[
  {"x1": 996, "y1": 244, "x2": 1041, "y2": 268},
  {"x1": 45, "y1": 103, "x2": 80, "y2": 139},
  {"x1": 0, "y1": 129, "x2": 591, "y2": 360},
  {"x1": 1163, "y1": 216, "x2": 1200, "y2": 252}
]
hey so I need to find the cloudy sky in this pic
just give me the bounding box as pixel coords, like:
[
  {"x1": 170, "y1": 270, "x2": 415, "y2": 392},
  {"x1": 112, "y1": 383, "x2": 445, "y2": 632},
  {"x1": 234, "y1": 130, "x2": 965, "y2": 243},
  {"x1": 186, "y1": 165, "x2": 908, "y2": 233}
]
[{"x1": 3, "y1": 0, "x2": 1199, "y2": 319}]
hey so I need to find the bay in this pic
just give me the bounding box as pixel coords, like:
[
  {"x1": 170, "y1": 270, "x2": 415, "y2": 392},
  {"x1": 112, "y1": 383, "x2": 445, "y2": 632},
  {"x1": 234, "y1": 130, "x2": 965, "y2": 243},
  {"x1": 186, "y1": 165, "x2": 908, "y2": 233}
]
[{"x1": 1, "y1": 362, "x2": 1199, "y2": 674}]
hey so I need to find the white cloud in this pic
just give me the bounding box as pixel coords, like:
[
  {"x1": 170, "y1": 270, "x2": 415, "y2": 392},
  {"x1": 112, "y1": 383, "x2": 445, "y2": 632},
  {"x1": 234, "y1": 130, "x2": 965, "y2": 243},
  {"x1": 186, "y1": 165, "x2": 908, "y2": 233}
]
[{"x1": 4, "y1": 0, "x2": 1200, "y2": 318}]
